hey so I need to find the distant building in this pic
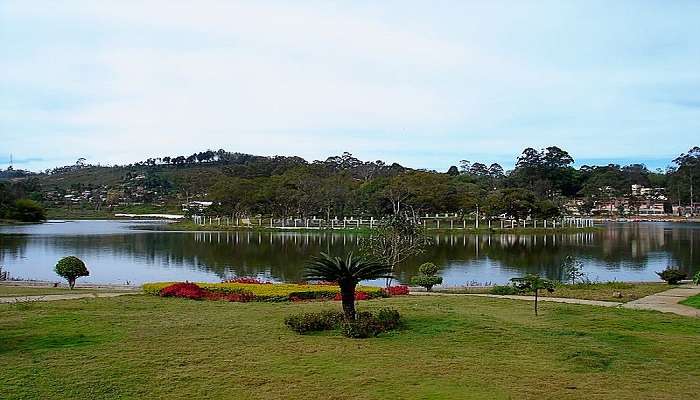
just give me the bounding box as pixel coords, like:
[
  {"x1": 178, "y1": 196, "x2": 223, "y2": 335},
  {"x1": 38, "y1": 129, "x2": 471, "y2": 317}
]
[{"x1": 182, "y1": 201, "x2": 213, "y2": 212}]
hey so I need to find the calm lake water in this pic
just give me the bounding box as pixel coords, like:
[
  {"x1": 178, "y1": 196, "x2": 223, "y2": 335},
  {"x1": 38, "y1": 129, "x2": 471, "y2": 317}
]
[{"x1": 0, "y1": 220, "x2": 698, "y2": 286}]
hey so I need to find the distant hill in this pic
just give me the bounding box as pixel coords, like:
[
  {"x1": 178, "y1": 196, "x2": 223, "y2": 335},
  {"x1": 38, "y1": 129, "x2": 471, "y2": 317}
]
[{"x1": 0, "y1": 168, "x2": 36, "y2": 181}]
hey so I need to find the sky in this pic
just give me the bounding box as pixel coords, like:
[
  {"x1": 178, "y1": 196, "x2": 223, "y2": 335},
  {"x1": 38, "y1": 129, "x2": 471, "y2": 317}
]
[{"x1": 1, "y1": 0, "x2": 699, "y2": 172}]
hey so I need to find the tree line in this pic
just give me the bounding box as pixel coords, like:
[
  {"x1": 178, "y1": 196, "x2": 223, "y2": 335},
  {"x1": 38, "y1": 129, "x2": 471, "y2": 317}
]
[
  {"x1": 200, "y1": 146, "x2": 698, "y2": 219},
  {"x1": 21, "y1": 145, "x2": 700, "y2": 219},
  {"x1": 0, "y1": 179, "x2": 46, "y2": 222}
]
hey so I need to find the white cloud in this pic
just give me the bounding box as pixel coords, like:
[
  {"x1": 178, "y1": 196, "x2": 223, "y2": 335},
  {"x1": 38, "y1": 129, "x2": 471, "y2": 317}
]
[{"x1": 1, "y1": 0, "x2": 699, "y2": 170}]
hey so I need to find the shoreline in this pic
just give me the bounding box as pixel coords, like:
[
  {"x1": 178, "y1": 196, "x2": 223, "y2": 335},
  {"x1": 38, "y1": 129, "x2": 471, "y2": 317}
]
[
  {"x1": 159, "y1": 220, "x2": 605, "y2": 234},
  {"x1": 2, "y1": 279, "x2": 682, "y2": 289}
]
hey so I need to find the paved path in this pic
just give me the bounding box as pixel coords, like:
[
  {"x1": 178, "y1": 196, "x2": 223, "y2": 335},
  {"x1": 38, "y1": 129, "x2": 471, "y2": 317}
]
[
  {"x1": 410, "y1": 291, "x2": 621, "y2": 307},
  {"x1": 622, "y1": 285, "x2": 700, "y2": 317},
  {"x1": 412, "y1": 285, "x2": 700, "y2": 317},
  {"x1": 0, "y1": 292, "x2": 139, "y2": 304}
]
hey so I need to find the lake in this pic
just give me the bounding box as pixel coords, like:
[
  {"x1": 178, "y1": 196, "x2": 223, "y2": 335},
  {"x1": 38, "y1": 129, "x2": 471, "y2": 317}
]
[{"x1": 0, "y1": 220, "x2": 698, "y2": 286}]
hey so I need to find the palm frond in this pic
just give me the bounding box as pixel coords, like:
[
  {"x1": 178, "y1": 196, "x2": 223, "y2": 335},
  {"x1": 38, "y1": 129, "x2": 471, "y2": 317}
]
[{"x1": 304, "y1": 252, "x2": 394, "y2": 283}]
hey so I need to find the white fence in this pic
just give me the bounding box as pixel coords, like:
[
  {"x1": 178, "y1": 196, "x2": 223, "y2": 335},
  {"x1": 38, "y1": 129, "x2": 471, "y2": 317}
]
[{"x1": 191, "y1": 214, "x2": 595, "y2": 230}]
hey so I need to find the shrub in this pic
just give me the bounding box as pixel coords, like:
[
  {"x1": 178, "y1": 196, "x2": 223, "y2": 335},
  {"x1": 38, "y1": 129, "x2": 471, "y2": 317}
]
[
  {"x1": 160, "y1": 282, "x2": 204, "y2": 299},
  {"x1": 342, "y1": 315, "x2": 380, "y2": 338},
  {"x1": 223, "y1": 277, "x2": 271, "y2": 284},
  {"x1": 374, "y1": 308, "x2": 401, "y2": 331},
  {"x1": 693, "y1": 271, "x2": 700, "y2": 285},
  {"x1": 285, "y1": 308, "x2": 401, "y2": 338},
  {"x1": 333, "y1": 291, "x2": 371, "y2": 301},
  {"x1": 656, "y1": 267, "x2": 687, "y2": 285},
  {"x1": 54, "y1": 256, "x2": 89, "y2": 289},
  {"x1": 411, "y1": 275, "x2": 443, "y2": 291},
  {"x1": 143, "y1": 281, "x2": 383, "y2": 302},
  {"x1": 489, "y1": 285, "x2": 518, "y2": 295},
  {"x1": 410, "y1": 262, "x2": 443, "y2": 291},
  {"x1": 203, "y1": 291, "x2": 255, "y2": 302},
  {"x1": 341, "y1": 308, "x2": 401, "y2": 338},
  {"x1": 10, "y1": 199, "x2": 46, "y2": 222},
  {"x1": 284, "y1": 310, "x2": 344, "y2": 334},
  {"x1": 418, "y1": 262, "x2": 440, "y2": 276},
  {"x1": 381, "y1": 285, "x2": 410, "y2": 296}
]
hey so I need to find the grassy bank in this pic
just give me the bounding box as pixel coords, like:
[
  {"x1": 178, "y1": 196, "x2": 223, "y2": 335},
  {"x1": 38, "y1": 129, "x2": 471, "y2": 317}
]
[
  {"x1": 0, "y1": 286, "x2": 135, "y2": 297},
  {"x1": 165, "y1": 220, "x2": 602, "y2": 235},
  {"x1": 2, "y1": 295, "x2": 699, "y2": 399},
  {"x1": 680, "y1": 293, "x2": 700, "y2": 309},
  {"x1": 541, "y1": 282, "x2": 672, "y2": 303},
  {"x1": 436, "y1": 282, "x2": 670, "y2": 303},
  {"x1": 45, "y1": 204, "x2": 182, "y2": 220}
]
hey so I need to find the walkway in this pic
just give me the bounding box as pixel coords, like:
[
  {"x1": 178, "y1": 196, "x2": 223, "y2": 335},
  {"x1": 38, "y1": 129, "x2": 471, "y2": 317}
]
[
  {"x1": 0, "y1": 292, "x2": 139, "y2": 304},
  {"x1": 622, "y1": 285, "x2": 700, "y2": 317},
  {"x1": 412, "y1": 284, "x2": 700, "y2": 317},
  {"x1": 410, "y1": 291, "x2": 621, "y2": 307}
]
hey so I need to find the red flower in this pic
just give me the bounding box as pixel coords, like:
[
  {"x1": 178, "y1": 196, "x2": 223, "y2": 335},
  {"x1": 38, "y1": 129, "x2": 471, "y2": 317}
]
[
  {"x1": 160, "y1": 282, "x2": 204, "y2": 300},
  {"x1": 333, "y1": 291, "x2": 371, "y2": 301},
  {"x1": 381, "y1": 285, "x2": 410, "y2": 296}
]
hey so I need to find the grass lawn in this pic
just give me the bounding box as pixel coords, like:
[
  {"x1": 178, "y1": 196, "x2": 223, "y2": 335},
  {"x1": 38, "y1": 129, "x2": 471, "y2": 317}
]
[
  {"x1": 2, "y1": 295, "x2": 699, "y2": 399},
  {"x1": 680, "y1": 293, "x2": 700, "y2": 309},
  {"x1": 0, "y1": 286, "x2": 134, "y2": 297},
  {"x1": 437, "y1": 282, "x2": 671, "y2": 303},
  {"x1": 541, "y1": 282, "x2": 672, "y2": 303}
]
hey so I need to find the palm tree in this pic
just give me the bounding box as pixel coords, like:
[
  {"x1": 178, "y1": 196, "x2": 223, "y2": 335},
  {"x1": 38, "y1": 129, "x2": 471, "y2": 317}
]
[{"x1": 305, "y1": 252, "x2": 393, "y2": 320}]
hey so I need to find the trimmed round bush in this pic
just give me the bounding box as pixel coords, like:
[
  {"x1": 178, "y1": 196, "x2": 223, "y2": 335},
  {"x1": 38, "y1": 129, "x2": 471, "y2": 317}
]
[
  {"x1": 54, "y1": 256, "x2": 89, "y2": 289},
  {"x1": 411, "y1": 262, "x2": 443, "y2": 291},
  {"x1": 418, "y1": 262, "x2": 440, "y2": 276},
  {"x1": 410, "y1": 275, "x2": 443, "y2": 291}
]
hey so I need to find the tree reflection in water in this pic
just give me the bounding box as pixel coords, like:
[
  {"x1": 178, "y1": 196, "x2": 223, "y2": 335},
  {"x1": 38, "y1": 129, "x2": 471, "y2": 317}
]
[{"x1": 0, "y1": 221, "x2": 697, "y2": 285}]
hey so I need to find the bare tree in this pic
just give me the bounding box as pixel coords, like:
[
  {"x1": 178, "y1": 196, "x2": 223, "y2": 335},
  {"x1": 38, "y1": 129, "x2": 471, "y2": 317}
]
[{"x1": 361, "y1": 213, "x2": 430, "y2": 286}]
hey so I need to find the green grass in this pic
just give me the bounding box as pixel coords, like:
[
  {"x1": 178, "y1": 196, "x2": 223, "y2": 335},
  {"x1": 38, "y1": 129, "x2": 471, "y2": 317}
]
[
  {"x1": 542, "y1": 282, "x2": 672, "y2": 303},
  {"x1": 2, "y1": 295, "x2": 699, "y2": 399},
  {"x1": 680, "y1": 293, "x2": 700, "y2": 309},
  {"x1": 0, "y1": 286, "x2": 134, "y2": 297},
  {"x1": 437, "y1": 282, "x2": 671, "y2": 303}
]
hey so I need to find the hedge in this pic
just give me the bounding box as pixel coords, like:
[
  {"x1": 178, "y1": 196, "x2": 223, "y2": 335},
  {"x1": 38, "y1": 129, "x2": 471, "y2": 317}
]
[{"x1": 143, "y1": 281, "x2": 385, "y2": 302}]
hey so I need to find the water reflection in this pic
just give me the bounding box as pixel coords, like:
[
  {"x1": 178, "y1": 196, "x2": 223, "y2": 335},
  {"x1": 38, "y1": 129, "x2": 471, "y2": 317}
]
[{"x1": 0, "y1": 220, "x2": 697, "y2": 285}]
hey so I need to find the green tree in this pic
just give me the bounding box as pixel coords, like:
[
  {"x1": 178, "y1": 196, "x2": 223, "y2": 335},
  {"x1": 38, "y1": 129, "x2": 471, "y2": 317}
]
[
  {"x1": 672, "y1": 147, "x2": 700, "y2": 211},
  {"x1": 510, "y1": 274, "x2": 555, "y2": 316},
  {"x1": 410, "y1": 262, "x2": 443, "y2": 291},
  {"x1": 305, "y1": 253, "x2": 392, "y2": 320},
  {"x1": 484, "y1": 188, "x2": 540, "y2": 220},
  {"x1": 10, "y1": 199, "x2": 46, "y2": 222},
  {"x1": 54, "y1": 256, "x2": 90, "y2": 289},
  {"x1": 561, "y1": 256, "x2": 585, "y2": 285}
]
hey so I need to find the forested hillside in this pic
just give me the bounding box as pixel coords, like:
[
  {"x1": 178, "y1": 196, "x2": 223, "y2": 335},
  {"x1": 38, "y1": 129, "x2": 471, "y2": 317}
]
[{"x1": 3, "y1": 146, "x2": 699, "y2": 219}]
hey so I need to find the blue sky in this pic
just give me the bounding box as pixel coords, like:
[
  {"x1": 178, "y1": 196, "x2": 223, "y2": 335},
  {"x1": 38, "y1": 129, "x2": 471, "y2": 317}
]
[{"x1": 1, "y1": 1, "x2": 698, "y2": 172}]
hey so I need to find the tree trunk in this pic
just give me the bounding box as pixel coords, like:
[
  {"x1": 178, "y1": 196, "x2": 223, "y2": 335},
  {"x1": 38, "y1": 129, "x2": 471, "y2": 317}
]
[
  {"x1": 340, "y1": 283, "x2": 356, "y2": 320},
  {"x1": 68, "y1": 278, "x2": 76, "y2": 290},
  {"x1": 534, "y1": 289, "x2": 539, "y2": 316}
]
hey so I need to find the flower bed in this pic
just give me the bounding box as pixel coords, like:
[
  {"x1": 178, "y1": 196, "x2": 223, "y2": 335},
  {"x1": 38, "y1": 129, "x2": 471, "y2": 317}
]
[
  {"x1": 381, "y1": 285, "x2": 409, "y2": 296},
  {"x1": 143, "y1": 281, "x2": 398, "y2": 302}
]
